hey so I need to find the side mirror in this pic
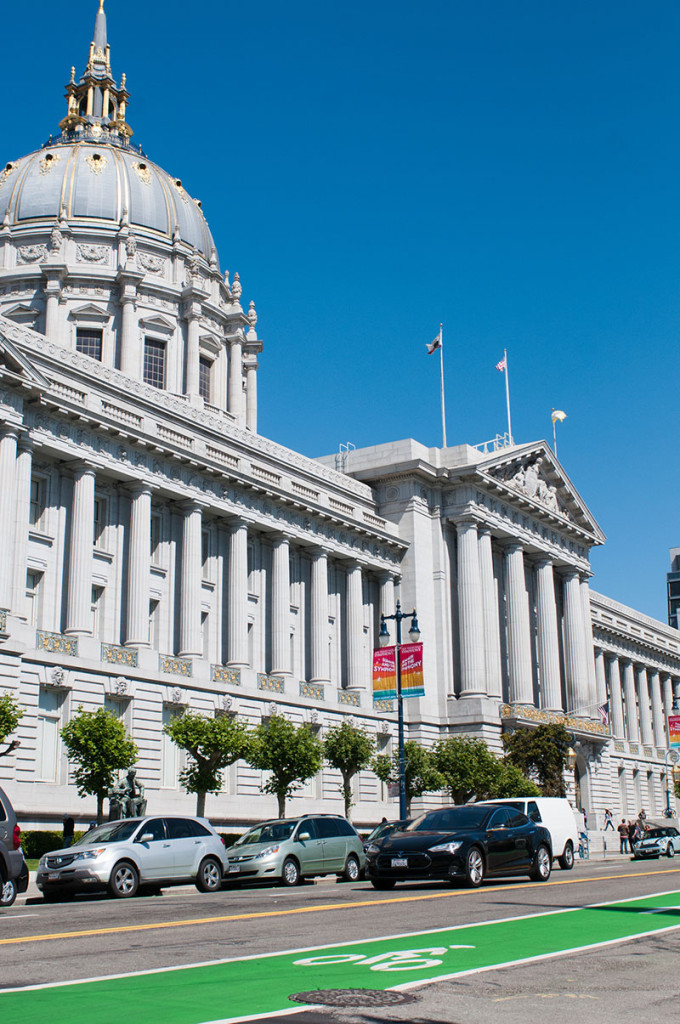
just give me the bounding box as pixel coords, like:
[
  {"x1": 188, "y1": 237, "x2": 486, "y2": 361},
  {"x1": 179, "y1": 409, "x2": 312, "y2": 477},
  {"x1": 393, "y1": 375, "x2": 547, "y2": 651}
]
[
  {"x1": 297, "y1": 831, "x2": 311, "y2": 842},
  {"x1": 138, "y1": 833, "x2": 155, "y2": 843}
]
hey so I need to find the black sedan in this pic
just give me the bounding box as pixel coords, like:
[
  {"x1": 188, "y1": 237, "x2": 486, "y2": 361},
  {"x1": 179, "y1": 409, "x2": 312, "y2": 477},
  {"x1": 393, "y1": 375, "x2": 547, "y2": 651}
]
[{"x1": 365, "y1": 803, "x2": 553, "y2": 889}]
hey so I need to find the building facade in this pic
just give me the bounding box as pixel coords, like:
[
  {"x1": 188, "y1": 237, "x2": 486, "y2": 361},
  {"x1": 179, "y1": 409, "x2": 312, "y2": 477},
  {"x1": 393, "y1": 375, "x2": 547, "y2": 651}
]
[{"x1": 0, "y1": 4, "x2": 677, "y2": 829}]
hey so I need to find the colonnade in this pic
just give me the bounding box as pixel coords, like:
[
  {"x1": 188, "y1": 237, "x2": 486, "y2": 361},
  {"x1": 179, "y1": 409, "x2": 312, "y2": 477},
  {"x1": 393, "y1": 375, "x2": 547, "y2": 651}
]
[{"x1": 599, "y1": 649, "x2": 679, "y2": 747}]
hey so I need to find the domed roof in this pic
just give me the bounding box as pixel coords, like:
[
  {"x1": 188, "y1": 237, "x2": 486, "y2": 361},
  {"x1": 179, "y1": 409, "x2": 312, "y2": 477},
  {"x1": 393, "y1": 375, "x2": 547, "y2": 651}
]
[{"x1": 0, "y1": 139, "x2": 217, "y2": 259}]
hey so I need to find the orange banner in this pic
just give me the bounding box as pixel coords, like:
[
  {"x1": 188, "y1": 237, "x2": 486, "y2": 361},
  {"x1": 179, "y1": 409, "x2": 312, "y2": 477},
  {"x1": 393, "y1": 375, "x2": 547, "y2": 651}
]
[
  {"x1": 399, "y1": 643, "x2": 424, "y2": 698},
  {"x1": 372, "y1": 644, "x2": 424, "y2": 702},
  {"x1": 669, "y1": 714, "x2": 680, "y2": 749},
  {"x1": 372, "y1": 648, "x2": 396, "y2": 701}
]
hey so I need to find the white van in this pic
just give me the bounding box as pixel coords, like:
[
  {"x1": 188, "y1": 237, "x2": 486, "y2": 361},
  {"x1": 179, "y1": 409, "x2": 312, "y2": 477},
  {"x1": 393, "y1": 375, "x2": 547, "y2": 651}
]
[{"x1": 476, "y1": 797, "x2": 579, "y2": 869}]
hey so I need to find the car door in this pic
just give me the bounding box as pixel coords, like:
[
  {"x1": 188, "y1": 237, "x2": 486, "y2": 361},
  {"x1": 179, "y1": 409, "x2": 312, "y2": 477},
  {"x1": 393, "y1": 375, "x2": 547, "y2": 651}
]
[
  {"x1": 164, "y1": 818, "x2": 210, "y2": 877},
  {"x1": 485, "y1": 807, "x2": 517, "y2": 872},
  {"x1": 315, "y1": 818, "x2": 347, "y2": 873},
  {"x1": 133, "y1": 818, "x2": 171, "y2": 880},
  {"x1": 505, "y1": 810, "x2": 534, "y2": 868},
  {"x1": 294, "y1": 818, "x2": 324, "y2": 874}
]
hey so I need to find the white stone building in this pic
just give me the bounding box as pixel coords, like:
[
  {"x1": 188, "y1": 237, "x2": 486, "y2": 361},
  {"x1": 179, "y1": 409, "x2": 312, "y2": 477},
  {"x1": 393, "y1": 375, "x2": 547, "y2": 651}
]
[{"x1": 0, "y1": 3, "x2": 677, "y2": 829}]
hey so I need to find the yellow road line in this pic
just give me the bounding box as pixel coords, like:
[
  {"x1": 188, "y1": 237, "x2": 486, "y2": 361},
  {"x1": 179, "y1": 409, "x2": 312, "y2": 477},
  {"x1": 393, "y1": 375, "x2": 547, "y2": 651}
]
[{"x1": 3, "y1": 867, "x2": 678, "y2": 947}]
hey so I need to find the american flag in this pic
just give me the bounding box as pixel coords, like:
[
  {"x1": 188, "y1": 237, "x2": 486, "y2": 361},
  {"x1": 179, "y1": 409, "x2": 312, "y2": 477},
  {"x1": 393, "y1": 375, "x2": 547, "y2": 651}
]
[
  {"x1": 598, "y1": 703, "x2": 609, "y2": 727},
  {"x1": 495, "y1": 356, "x2": 506, "y2": 372}
]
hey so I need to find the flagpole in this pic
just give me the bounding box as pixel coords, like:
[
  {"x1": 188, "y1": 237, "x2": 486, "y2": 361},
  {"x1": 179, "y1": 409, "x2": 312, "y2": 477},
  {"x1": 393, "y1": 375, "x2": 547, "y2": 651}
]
[
  {"x1": 552, "y1": 413, "x2": 558, "y2": 457},
  {"x1": 439, "y1": 324, "x2": 447, "y2": 448},
  {"x1": 503, "y1": 347, "x2": 513, "y2": 443}
]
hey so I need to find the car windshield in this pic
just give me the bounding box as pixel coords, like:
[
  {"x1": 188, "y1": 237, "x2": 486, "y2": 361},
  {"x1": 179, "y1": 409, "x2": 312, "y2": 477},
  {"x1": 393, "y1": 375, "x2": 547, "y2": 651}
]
[
  {"x1": 233, "y1": 821, "x2": 296, "y2": 846},
  {"x1": 73, "y1": 820, "x2": 142, "y2": 845},
  {"x1": 645, "y1": 829, "x2": 667, "y2": 839},
  {"x1": 407, "y1": 806, "x2": 491, "y2": 832}
]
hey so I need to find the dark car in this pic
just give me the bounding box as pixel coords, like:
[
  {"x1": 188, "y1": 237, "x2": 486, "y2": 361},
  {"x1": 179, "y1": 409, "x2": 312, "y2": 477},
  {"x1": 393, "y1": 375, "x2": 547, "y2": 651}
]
[
  {"x1": 365, "y1": 803, "x2": 552, "y2": 889},
  {"x1": 362, "y1": 819, "x2": 411, "y2": 852},
  {"x1": 0, "y1": 785, "x2": 29, "y2": 908}
]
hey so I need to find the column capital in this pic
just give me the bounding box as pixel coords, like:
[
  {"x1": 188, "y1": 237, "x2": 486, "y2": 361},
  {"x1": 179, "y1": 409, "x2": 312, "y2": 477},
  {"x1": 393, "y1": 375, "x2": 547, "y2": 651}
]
[
  {"x1": 502, "y1": 539, "x2": 524, "y2": 555},
  {"x1": 126, "y1": 478, "x2": 157, "y2": 497}
]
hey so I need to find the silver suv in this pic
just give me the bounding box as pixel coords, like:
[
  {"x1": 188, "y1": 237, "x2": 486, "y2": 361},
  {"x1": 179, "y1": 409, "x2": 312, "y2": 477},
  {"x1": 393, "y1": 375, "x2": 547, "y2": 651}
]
[
  {"x1": 36, "y1": 815, "x2": 228, "y2": 900},
  {"x1": 225, "y1": 814, "x2": 366, "y2": 886},
  {"x1": 0, "y1": 786, "x2": 28, "y2": 908}
]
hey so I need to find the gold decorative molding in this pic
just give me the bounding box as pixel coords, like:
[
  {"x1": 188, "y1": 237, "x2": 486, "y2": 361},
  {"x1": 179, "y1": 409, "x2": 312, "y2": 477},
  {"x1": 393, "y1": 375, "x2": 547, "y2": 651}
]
[
  {"x1": 0, "y1": 610, "x2": 7, "y2": 634},
  {"x1": 159, "y1": 655, "x2": 192, "y2": 677},
  {"x1": 628, "y1": 743, "x2": 639, "y2": 754},
  {"x1": 101, "y1": 643, "x2": 138, "y2": 667},
  {"x1": 339, "y1": 691, "x2": 361, "y2": 707},
  {"x1": 258, "y1": 674, "x2": 285, "y2": 694},
  {"x1": 373, "y1": 698, "x2": 394, "y2": 713},
  {"x1": 300, "y1": 682, "x2": 324, "y2": 701},
  {"x1": 212, "y1": 665, "x2": 241, "y2": 686},
  {"x1": 614, "y1": 741, "x2": 625, "y2": 752},
  {"x1": 36, "y1": 630, "x2": 78, "y2": 657},
  {"x1": 500, "y1": 703, "x2": 609, "y2": 737}
]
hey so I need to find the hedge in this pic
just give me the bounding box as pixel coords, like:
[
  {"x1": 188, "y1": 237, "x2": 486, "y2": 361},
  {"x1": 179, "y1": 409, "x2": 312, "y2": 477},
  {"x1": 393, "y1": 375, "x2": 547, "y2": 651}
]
[{"x1": 20, "y1": 831, "x2": 88, "y2": 859}]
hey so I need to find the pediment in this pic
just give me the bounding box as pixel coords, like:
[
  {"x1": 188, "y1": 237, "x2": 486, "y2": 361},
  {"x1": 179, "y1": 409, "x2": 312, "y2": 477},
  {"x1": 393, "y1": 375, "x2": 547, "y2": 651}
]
[
  {"x1": 138, "y1": 314, "x2": 175, "y2": 335},
  {"x1": 0, "y1": 319, "x2": 51, "y2": 390},
  {"x1": 3, "y1": 303, "x2": 40, "y2": 327},
  {"x1": 69, "y1": 303, "x2": 111, "y2": 323},
  {"x1": 476, "y1": 441, "x2": 605, "y2": 544}
]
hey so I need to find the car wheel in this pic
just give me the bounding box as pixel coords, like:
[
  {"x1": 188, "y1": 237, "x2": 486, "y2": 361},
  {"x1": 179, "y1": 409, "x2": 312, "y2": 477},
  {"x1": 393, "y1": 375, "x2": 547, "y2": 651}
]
[
  {"x1": 370, "y1": 878, "x2": 396, "y2": 890},
  {"x1": 195, "y1": 856, "x2": 223, "y2": 893},
  {"x1": 667, "y1": 842, "x2": 676, "y2": 859},
  {"x1": 0, "y1": 878, "x2": 17, "y2": 908},
  {"x1": 464, "y1": 847, "x2": 485, "y2": 888},
  {"x1": 530, "y1": 844, "x2": 552, "y2": 882},
  {"x1": 108, "y1": 861, "x2": 140, "y2": 899},
  {"x1": 558, "y1": 842, "x2": 574, "y2": 870},
  {"x1": 340, "y1": 855, "x2": 361, "y2": 883},
  {"x1": 281, "y1": 858, "x2": 301, "y2": 887}
]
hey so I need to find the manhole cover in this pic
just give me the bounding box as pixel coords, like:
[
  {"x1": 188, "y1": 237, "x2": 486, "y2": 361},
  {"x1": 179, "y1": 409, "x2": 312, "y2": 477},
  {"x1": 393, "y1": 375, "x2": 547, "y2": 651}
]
[{"x1": 290, "y1": 989, "x2": 418, "y2": 1007}]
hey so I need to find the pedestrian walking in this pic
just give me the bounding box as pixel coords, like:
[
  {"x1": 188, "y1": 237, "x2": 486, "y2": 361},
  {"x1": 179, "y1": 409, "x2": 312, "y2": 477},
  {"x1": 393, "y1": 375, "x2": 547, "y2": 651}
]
[
  {"x1": 627, "y1": 819, "x2": 637, "y2": 851},
  {"x1": 617, "y1": 818, "x2": 629, "y2": 853},
  {"x1": 604, "y1": 809, "x2": 615, "y2": 831},
  {"x1": 62, "y1": 813, "x2": 75, "y2": 849}
]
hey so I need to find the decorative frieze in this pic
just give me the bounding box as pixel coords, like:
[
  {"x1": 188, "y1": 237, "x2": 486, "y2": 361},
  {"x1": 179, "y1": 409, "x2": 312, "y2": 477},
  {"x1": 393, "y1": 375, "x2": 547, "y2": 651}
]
[
  {"x1": 101, "y1": 643, "x2": 138, "y2": 668},
  {"x1": 17, "y1": 245, "x2": 47, "y2": 264},
  {"x1": 212, "y1": 665, "x2": 241, "y2": 686},
  {"x1": 614, "y1": 741, "x2": 625, "y2": 752},
  {"x1": 0, "y1": 610, "x2": 7, "y2": 634},
  {"x1": 643, "y1": 746, "x2": 653, "y2": 758},
  {"x1": 258, "y1": 673, "x2": 285, "y2": 694},
  {"x1": 338, "y1": 691, "x2": 361, "y2": 707},
  {"x1": 299, "y1": 681, "x2": 324, "y2": 701},
  {"x1": 500, "y1": 703, "x2": 609, "y2": 737},
  {"x1": 159, "y1": 654, "x2": 192, "y2": 677},
  {"x1": 628, "y1": 743, "x2": 639, "y2": 754},
  {"x1": 36, "y1": 630, "x2": 78, "y2": 657},
  {"x1": 76, "y1": 243, "x2": 108, "y2": 264},
  {"x1": 373, "y1": 699, "x2": 394, "y2": 713}
]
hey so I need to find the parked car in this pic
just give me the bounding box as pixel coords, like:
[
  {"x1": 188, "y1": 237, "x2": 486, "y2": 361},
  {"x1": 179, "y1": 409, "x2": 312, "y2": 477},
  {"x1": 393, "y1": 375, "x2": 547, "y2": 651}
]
[
  {"x1": 365, "y1": 803, "x2": 553, "y2": 889},
  {"x1": 363, "y1": 819, "x2": 411, "y2": 852},
  {"x1": 36, "y1": 815, "x2": 228, "y2": 900},
  {"x1": 0, "y1": 786, "x2": 29, "y2": 908},
  {"x1": 475, "y1": 797, "x2": 579, "y2": 869},
  {"x1": 632, "y1": 826, "x2": 680, "y2": 859},
  {"x1": 224, "y1": 814, "x2": 366, "y2": 886}
]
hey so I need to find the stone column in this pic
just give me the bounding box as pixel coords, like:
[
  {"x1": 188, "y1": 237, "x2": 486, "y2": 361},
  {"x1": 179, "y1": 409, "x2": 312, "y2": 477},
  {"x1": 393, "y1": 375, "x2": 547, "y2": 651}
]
[
  {"x1": 505, "y1": 543, "x2": 533, "y2": 705},
  {"x1": 310, "y1": 547, "x2": 330, "y2": 684},
  {"x1": 12, "y1": 438, "x2": 33, "y2": 618},
  {"x1": 479, "y1": 528, "x2": 502, "y2": 699},
  {"x1": 120, "y1": 295, "x2": 138, "y2": 377},
  {"x1": 178, "y1": 502, "x2": 203, "y2": 657},
  {"x1": 580, "y1": 578, "x2": 599, "y2": 714},
  {"x1": 245, "y1": 363, "x2": 258, "y2": 431},
  {"x1": 535, "y1": 557, "x2": 562, "y2": 711},
  {"x1": 562, "y1": 570, "x2": 590, "y2": 713},
  {"x1": 594, "y1": 648, "x2": 608, "y2": 707},
  {"x1": 125, "y1": 483, "x2": 152, "y2": 647},
  {"x1": 621, "y1": 659, "x2": 639, "y2": 743},
  {"x1": 65, "y1": 463, "x2": 96, "y2": 635},
  {"x1": 185, "y1": 314, "x2": 200, "y2": 397},
  {"x1": 456, "y1": 520, "x2": 486, "y2": 697},
  {"x1": 227, "y1": 518, "x2": 249, "y2": 667},
  {"x1": 650, "y1": 670, "x2": 665, "y2": 748},
  {"x1": 271, "y1": 534, "x2": 291, "y2": 676},
  {"x1": 662, "y1": 674, "x2": 673, "y2": 742},
  {"x1": 607, "y1": 655, "x2": 625, "y2": 739},
  {"x1": 346, "y1": 561, "x2": 364, "y2": 689},
  {"x1": 379, "y1": 571, "x2": 396, "y2": 623},
  {"x1": 0, "y1": 427, "x2": 18, "y2": 611},
  {"x1": 636, "y1": 665, "x2": 653, "y2": 747},
  {"x1": 228, "y1": 337, "x2": 243, "y2": 423}
]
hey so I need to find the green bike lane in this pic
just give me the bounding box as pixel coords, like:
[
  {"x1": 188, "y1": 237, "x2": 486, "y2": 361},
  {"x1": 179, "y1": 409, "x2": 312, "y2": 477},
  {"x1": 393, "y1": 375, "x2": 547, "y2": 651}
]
[{"x1": 3, "y1": 888, "x2": 680, "y2": 1024}]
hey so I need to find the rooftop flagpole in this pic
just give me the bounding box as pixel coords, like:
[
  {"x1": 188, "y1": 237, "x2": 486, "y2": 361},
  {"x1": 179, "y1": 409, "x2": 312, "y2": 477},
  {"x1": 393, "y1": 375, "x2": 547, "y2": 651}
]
[
  {"x1": 439, "y1": 324, "x2": 446, "y2": 448},
  {"x1": 503, "y1": 348, "x2": 513, "y2": 443}
]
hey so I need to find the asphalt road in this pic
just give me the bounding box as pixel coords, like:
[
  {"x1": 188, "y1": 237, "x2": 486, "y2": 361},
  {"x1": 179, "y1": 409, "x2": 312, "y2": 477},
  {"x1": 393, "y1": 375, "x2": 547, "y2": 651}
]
[{"x1": 2, "y1": 856, "x2": 680, "y2": 1023}]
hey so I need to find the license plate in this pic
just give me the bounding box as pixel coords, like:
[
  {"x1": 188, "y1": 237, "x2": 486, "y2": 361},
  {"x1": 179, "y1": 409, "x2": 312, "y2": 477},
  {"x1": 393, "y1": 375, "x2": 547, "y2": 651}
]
[
  {"x1": 228, "y1": 864, "x2": 240, "y2": 873},
  {"x1": 391, "y1": 857, "x2": 408, "y2": 868},
  {"x1": 48, "y1": 873, "x2": 60, "y2": 881}
]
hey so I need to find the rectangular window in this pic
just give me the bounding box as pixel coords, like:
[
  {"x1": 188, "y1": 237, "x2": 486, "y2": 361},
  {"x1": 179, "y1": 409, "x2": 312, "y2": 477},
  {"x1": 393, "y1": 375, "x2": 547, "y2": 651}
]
[
  {"x1": 76, "y1": 328, "x2": 103, "y2": 361},
  {"x1": 93, "y1": 497, "x2": 106, "y2": 547},
  {"x1": 143, "y1": 338, "x2": 165, "y2": 389},
  {"x1": 199, "y1": 357, "x2": 211, "y2": 403},
  {"x1": 29, "y1": 477, "x2": 45, "y2": 527},
  {"x1": 26, "y1": 569, "x2": 43, "y2": 627},
  {"x1": 150, "y1": 514, "x2": 162, "y2": 566},
  {"x1": 149, "y1": 599, "x2": 160, "y2": 650},
  {"x1": 36, "y1": 688, "x2": 63, "y2": 781},
  {"x1": 91, "y1": 585, "x2": 104, "y2": 638},
  {"x1": 161, "y1": 706, "x2": 181, "y2": 788}
]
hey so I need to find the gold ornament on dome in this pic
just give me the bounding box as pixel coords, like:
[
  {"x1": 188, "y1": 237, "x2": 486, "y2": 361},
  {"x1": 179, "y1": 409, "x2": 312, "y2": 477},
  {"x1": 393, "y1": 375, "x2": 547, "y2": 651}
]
[
  {"x1": 172, "y1": 178, "x2": 190, "y2": 204},
  {"x1": 39, "y1": 152, "x2": 61, "y2": 175},
  {"x1": 133, "y1": 161, "x2": 152, "y2": 185},
  {"x1": 85, "y1": 152, "x2": 108, "y2": 175},
  {"x1": 90, "y1": 123, "x2": 103, "y2": 139},
  {"x1": 0, "y1": 162, "x2": 17, "y2": 185}
]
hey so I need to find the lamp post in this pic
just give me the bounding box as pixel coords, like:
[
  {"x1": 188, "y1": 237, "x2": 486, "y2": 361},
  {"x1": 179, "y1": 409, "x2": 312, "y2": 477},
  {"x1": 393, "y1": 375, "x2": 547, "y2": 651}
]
[{"x1": 378, "y1": 601, "x2": 420, "y2": 820}]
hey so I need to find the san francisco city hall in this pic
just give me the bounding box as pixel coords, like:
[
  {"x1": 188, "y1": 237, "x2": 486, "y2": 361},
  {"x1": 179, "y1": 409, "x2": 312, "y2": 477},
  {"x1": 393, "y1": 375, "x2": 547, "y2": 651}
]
[{"x1": 0, "y1": 3, "x2": 678, "y2": 830}]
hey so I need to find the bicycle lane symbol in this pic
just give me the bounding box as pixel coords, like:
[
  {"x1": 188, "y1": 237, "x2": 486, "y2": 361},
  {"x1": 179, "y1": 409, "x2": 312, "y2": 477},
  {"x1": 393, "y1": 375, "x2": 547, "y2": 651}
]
[{"x1": 293, "y1": 945, "x2": 476, "y2": 973}]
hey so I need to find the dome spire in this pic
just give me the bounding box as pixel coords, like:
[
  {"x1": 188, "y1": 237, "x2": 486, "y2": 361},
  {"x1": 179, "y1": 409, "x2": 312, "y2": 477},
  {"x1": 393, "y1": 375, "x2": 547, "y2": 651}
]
[{"x1": 59, "y1": 0, "x2": 133, "y2": 142}]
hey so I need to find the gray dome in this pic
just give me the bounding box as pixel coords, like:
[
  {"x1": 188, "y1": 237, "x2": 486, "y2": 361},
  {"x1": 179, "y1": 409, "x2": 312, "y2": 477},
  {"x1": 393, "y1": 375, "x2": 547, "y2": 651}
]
[{"x1": 0, "y1": 139, "x2": 217, "y2": 260}]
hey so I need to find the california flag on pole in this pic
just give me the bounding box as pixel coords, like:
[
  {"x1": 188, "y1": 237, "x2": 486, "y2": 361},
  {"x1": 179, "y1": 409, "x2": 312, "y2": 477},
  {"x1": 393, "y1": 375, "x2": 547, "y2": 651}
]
[{"x1": 426, "y1": 334, "x2": 441, "y2": 354}]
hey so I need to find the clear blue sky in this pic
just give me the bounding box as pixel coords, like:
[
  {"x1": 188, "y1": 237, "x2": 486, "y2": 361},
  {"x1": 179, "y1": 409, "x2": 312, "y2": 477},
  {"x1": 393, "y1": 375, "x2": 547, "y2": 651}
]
[{"x1": 4, "y1": 1, "x2": 679, "y2": 622}]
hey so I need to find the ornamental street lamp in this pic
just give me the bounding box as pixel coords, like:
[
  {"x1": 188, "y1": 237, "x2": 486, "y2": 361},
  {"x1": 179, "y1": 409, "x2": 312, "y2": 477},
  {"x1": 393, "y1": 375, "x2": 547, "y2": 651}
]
[{"x1": 379, "y1": 601, "x2": 420, "y2": 820}]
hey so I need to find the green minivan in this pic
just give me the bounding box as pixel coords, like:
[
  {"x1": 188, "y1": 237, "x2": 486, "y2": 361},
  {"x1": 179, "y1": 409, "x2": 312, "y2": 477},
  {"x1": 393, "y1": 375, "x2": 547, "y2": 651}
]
[{"x1": 224, "y1": 814, "x2": 366, "y2": 887}]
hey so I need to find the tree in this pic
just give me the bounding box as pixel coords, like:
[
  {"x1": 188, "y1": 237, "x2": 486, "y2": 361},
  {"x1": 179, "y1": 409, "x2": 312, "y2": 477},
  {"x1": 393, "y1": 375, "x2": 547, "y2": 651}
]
[
  {"x1": 164, "y1": 711, "x2": 251, "y2": 816},
  {"x1": 492, "y1": 759, "x2": 541, "y2": 798},
  {"x1": 0, "y1": 693, "x2": 22, "y2": 758},
  {"x1": 502, "y1": 724, "x2": 572, "y2": 796},
  {"x1": 246, "y1": 714, "x2": 323, "y2": 817},
  {"x1": 323, "y1": 720, "x2": 375, "y2": 820},
  {"x1": 371, "y1": 740, "x2": 443, "y2": 817},
  {"x1": 61, "y1": 707, "x2": 138, "y2": 823},
  {"x1": 431, "y1": 735, "x2": 539, "y2": 804}
]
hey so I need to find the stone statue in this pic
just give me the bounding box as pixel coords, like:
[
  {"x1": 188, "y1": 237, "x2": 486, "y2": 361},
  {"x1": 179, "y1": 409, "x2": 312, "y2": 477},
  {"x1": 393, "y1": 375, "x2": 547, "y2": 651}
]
[
  {"x1": 107, "y1": 768, "x2": 147, "y2": 820},
  {"x1": 49, "y1": 221, "x2": 63, "y2": 254}
]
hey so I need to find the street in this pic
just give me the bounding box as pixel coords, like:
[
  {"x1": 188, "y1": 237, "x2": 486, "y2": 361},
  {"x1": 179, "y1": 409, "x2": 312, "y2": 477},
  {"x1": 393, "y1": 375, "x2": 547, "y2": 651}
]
[{"x1": 1, "y1": 857, "x2": 679, "y2": 1023}]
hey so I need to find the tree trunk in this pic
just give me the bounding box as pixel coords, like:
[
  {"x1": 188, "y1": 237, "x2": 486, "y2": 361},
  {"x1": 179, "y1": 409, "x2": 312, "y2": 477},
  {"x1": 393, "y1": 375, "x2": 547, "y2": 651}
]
[
  {"x1": 96, "y1": 793, "x2": 104, "y2": 824},
  {"x1": 196, "y1": 790, "x2": 206, "y2": 817},
  {"x1": 277, "y1": 791, "x2": 286, "y2": 818},
  {"x1": 342, "y1": 774, "x2": 352, "y2": 821}
]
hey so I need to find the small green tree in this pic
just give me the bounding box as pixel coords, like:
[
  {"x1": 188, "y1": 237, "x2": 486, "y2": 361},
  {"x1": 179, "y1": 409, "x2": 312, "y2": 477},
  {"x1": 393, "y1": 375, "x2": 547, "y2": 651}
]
[
  {"x1": 493, "y1": 759, "x2": 541, "y2": 798},
  {"x1": 502, "y1": 724, "x2": 572, "y2": 796},
  {"x1": 164, "y1": 711, "x2": 251, "y2": 816},
  {"x1": 323, "y1": 720, "x2": 375, "y2": 820},
  {"x1": 431, "y1": 735, "x2": 502, "y2": 804},
  {"x1": 61, "y1": 707, "x2": 138, "y2": 823},
  {"x1": 247, "y1": 714, "x2": 323, "y2": 817},
  {"x1": 0, "y1": 692, "x2": 22, "y2": 758},
  {"x1": 371, "y1": 740, "x2": 443, "y2": 817}
]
